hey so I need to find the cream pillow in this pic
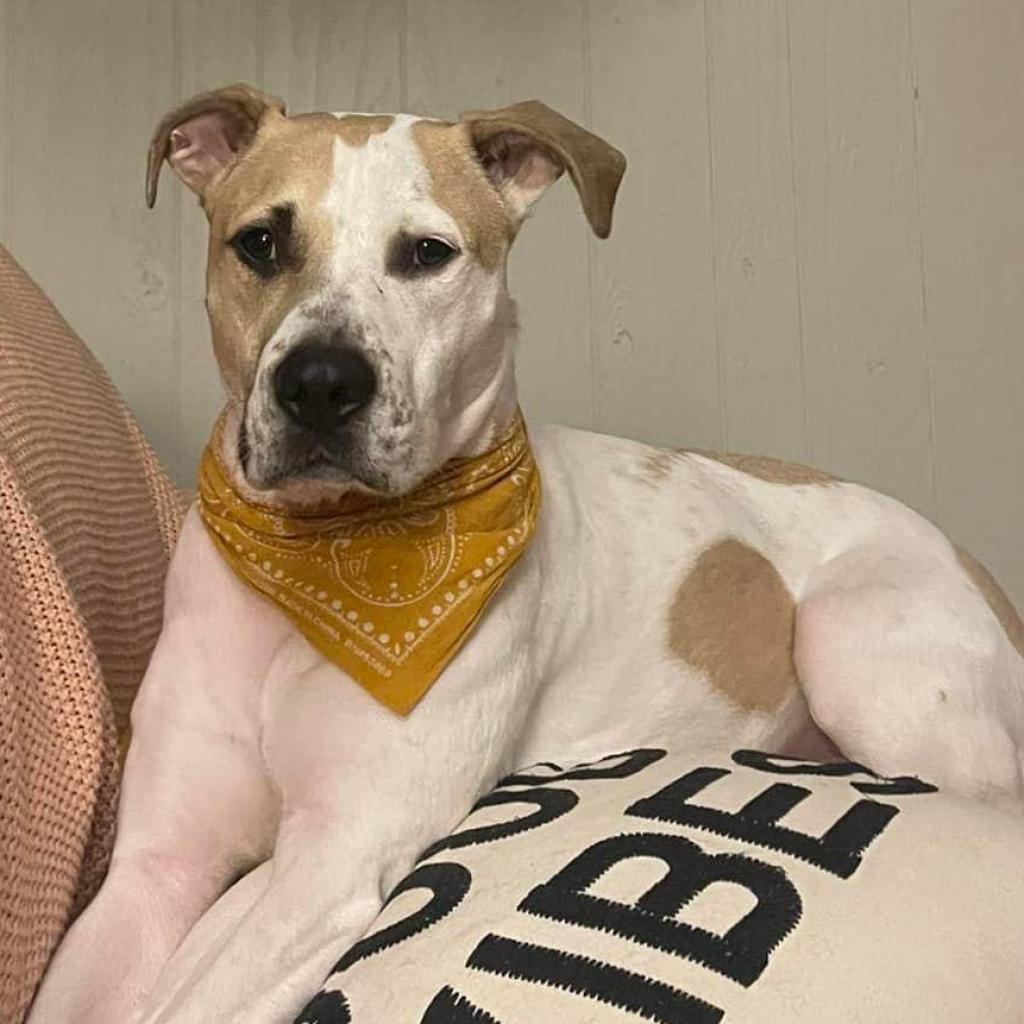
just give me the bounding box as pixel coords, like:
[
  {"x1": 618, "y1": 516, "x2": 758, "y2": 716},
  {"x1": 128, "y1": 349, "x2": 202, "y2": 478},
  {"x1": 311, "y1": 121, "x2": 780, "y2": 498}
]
[{"x1": 296, "y1": 746, "x2": 1024, "y2": 1024}]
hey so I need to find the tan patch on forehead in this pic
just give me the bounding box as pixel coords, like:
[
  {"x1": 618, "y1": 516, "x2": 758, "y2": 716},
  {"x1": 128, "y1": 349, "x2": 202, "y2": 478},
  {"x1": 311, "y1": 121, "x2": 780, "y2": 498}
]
[
  {"x1": 331, "y1": 113, "x2": 394, "y2": 147},
  {"x1": 641, "y1": 446, "x2": 835, "y2": 487},
  {"x1": 668, "y1": 538, "x2": 798, "y2": 712},
  {"x1": 411, "y1": 119, "x2": 511, "y2": 270},
  {"x1": 956, "y1": 546, "x2": 1024, "y2": 658}
]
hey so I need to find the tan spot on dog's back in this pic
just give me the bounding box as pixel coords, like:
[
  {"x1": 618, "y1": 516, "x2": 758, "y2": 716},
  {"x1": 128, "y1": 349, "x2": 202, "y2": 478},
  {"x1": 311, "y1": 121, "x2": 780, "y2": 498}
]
[
  {"x1": 640, "y1": 447, "x2": 835, "y2": 488},
  {"x1": 688, "y1": 450, "x2": 836, "y2": 486},
  {"x1": 956, "y1": 546, "x2": 1024, "y2": 658},
  {"x1": 411, "y1": 119, "x2": 511, "y2": 270},
  {"x1": 668, "y1": 539, "x2": 798, "y2": 711},
  {"x1": 640, "y1": 449, "x2": 676, "y2": 484}
]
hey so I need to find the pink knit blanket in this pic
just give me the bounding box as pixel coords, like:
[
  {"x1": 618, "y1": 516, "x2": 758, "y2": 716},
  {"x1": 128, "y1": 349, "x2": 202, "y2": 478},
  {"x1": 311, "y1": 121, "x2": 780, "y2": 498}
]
[{"x1": 0, "y1": 244, "x2": 184, "y2": 1022}]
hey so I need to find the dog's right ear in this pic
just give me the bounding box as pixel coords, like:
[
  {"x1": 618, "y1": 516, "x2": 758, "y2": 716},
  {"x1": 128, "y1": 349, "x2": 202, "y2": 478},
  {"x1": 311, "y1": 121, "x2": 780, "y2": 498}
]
[{"x1": 145, "y1": 83, "x2": 285, "y2": 208}]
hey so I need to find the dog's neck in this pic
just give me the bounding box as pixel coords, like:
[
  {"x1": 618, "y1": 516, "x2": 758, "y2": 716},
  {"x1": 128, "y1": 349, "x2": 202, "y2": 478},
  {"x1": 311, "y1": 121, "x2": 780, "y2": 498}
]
[{"x1": 439, "y1": 316, "x2": 520, "y2": 462}]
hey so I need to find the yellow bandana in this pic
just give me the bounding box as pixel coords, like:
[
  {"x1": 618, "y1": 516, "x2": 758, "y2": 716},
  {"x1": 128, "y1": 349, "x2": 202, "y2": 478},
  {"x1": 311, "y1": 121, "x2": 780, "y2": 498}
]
[{"x1": 197, "y1": 413, "x2": 541, "y2": 715}]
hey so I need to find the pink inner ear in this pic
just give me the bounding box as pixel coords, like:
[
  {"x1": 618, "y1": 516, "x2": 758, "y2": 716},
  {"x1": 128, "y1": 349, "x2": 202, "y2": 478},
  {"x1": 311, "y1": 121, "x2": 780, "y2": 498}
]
[
  {"x1": 483, "y1": 131, "x2": 562, "y2": 194},
  {"x1": 168, "y1": 110, "x2": 250, "y2": 194}
]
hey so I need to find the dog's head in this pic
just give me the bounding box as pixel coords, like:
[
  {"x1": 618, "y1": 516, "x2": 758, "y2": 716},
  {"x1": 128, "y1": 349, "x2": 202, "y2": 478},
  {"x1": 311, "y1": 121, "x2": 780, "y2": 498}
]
[{"x1": 147, "y1": 84, "x2": 625, "y2": 500}]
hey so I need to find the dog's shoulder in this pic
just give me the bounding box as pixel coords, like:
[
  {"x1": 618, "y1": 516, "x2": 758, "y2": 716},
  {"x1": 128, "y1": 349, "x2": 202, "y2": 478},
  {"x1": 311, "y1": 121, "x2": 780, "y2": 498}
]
[{"x1": 164, "y1": 505, "x2": 288, "y2": 634}]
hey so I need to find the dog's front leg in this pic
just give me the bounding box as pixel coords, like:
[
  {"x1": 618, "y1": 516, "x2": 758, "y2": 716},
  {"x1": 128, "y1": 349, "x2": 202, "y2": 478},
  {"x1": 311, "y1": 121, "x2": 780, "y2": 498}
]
[
  {"x1": 141, "y1": 604, "x2": 538, "y2": 1024},
  {"x1": 139, "y1": 820, "x2": 386, "y2": 1024},
  {"x1": 28, "y1": 512, "x2": 285, "y2": 1024},
  {"x1": 27, "y1": 641, "x2": 278, "y2": 1024}
]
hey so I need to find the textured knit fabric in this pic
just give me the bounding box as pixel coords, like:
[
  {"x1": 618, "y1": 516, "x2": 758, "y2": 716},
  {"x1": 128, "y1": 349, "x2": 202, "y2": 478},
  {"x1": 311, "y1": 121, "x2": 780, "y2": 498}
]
[{"x1": 0, "y1": 244, "x2": 185, "y2": 1023}]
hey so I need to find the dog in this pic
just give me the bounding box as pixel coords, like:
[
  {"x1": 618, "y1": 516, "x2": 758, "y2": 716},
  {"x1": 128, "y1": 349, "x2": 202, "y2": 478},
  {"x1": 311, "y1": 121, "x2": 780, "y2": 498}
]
[{"x1": 28, "y1": 83, "x2": 1024, "y2": 1024}]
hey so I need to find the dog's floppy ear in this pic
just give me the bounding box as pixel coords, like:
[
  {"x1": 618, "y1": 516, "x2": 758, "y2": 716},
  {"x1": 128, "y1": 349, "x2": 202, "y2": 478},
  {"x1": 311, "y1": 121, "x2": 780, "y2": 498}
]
[
  {"x1": 460, "y1": 100, "x2": 626, "y2": 238},
  {"x1": 146, "y1": 83, "x2": 285, "y2": 208}
]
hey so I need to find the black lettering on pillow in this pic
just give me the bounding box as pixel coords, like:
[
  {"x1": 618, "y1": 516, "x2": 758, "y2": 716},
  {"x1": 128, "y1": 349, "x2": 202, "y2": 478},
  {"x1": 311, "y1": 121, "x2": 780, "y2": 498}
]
[
  {"x1": 331, "y1": 862, "x2": 472, "y2": 975},
  {"x1": 520, "y1": 831, "x2": 801, "y2": 986},
  {"x1": 419, "y1": 787, "x2": 578, "y2": 862},
  {"x1": 497, "y1": 749, "x2": 667, "y2": 787},
  {"x1": 421, "y1": 986, "x2": 503, "y2": 1023},
  {"x1": 732, "y1": 750, "x2": 938, "y2": 796},
  {"x1": 467, "y1": 934, "x2": 723, "y2": 1024},
  {"x1": 293, "y1": 989, "x2": 351, "y2": 1024},
  {"x1": 627, "y1": 767, "x2": 898, "y2": 879}
]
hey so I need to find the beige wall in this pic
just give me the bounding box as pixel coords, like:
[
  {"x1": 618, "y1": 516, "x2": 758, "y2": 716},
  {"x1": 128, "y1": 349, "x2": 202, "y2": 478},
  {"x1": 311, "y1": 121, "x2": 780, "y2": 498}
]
[{"x1": 1, "y1": 0, "x2": 1022, "y2": 602}]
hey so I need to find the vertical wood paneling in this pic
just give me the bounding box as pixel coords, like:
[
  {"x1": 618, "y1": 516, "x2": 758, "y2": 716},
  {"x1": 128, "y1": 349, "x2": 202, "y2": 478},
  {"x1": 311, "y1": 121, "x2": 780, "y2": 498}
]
[
  {"x1": 405, "y1": 0, "x2": 595, "y2": 431},
  {"x1": 787, "y1": 0, "x2": 934, "y2": 516},
  {"x1": 259, "y1": 0, "x2": 402, "y2": 115},
  {"x1": 172, "y1": 0, "x2": 261, "y2": 485},
  {"x1": 588, "y1": 0, "x2": 721, "y2": 450},
  {"x1": 0, "y1": 0, "x2": 10, "y2": 241},
  {"x1": 705, "y1": 0, "x2": 805, "y2": 460},
  {"x1": 4, "y1": 0, "x2": 179, "y2": 466},
  {"x1": 912, "y1": 0, "x2": 1024, "y2": 605}
]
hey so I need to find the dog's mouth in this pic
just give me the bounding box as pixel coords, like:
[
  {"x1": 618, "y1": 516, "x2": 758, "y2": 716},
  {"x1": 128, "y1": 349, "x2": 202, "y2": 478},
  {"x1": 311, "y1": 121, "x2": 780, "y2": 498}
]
[
  {"x1": 236, "y1": 415, "x2": 393, "y2": 497},
  {"x1": 239, "y1": 418, "x2": 341, "y2": 485},
  {"x1": 290, "y1": 446, "x2": 371, "y2": 487}
]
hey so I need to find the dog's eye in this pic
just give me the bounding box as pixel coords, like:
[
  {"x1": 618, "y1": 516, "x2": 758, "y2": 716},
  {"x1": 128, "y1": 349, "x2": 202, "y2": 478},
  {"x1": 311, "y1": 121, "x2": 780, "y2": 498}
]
[
  {"x1": 237, "y1": 227, "x2": 276, "y2": 264},
  {"x1": 413, "y1": 238, "x2": 456, "y2": 269}
]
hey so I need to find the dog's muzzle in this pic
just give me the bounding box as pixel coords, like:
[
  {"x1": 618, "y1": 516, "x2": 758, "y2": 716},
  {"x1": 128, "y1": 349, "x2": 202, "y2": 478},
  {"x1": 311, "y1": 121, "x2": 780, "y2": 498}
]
[{"x1": 273, "y1": 340, "x2": 377, "y2": 437}]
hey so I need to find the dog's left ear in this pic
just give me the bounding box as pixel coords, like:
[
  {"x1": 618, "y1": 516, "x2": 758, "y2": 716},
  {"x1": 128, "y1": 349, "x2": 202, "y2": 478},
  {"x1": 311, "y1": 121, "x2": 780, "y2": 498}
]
[{"x1": 460, "y1": 100, "x2": 626, "y2": 238}]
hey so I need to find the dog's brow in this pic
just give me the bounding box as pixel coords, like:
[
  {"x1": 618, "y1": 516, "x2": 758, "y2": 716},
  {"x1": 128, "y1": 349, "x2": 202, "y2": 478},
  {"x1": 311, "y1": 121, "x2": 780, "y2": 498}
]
[
  {"x1": 226, "y1": 201, "x2": 295, "y2": 239},
  {"x1": 269, "y1": 202, "x2": 303, "y2": 271},
  {"x1": 269, "y1": 203, "x2": 294, "y2": 238}
]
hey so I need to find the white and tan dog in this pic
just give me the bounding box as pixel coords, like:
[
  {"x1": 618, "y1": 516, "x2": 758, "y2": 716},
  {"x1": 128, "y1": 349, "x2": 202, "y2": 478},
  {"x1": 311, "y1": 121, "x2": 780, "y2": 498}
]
[{"x1": 30, "y1": 84, "x2": 1024, "y2": 1024}]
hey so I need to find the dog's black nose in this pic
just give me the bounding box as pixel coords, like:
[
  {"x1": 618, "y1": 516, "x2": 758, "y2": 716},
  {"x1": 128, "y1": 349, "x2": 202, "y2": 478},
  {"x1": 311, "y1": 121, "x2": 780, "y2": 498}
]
[{"x1": 274, "y1": 342, "x2": 376, "y2": 434}]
